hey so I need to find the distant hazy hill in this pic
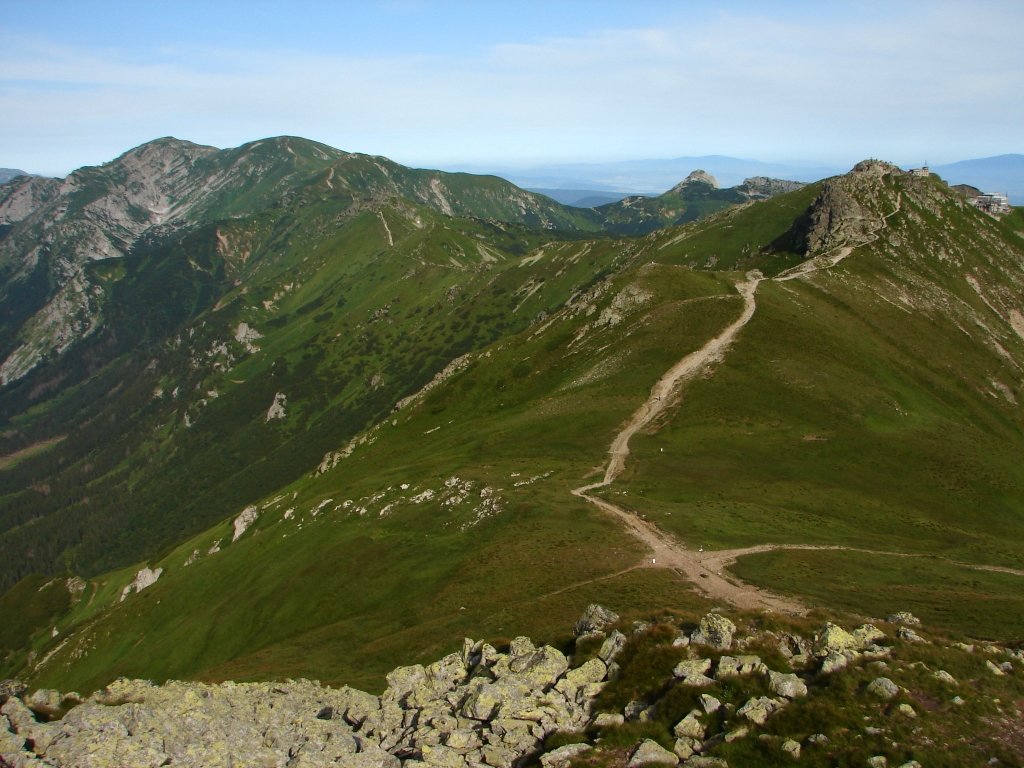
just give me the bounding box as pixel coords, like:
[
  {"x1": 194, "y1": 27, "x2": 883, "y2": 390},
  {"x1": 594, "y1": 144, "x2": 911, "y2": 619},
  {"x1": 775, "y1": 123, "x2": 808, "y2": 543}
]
[
  {"x1": 0, "y1": 169, "x2": 28, "y2": 185},
  {"x1": 459, "y1": 154, "x2": 1024, "y2": 203},
  {"x1": 457, "y1": 155, "x2": 844, "y2": 194},
  {"x1": 933, "y1": 154, "x2": 1024, "y2": 202},
  {"x1": 526, "y1": 188, "x2": 630, "y2": 207}
]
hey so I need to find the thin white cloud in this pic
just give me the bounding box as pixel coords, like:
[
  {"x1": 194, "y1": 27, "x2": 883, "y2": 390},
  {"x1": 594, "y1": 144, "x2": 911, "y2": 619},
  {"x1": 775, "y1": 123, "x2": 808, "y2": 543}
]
[{"x1": 1, "y1": 1, "x2": 1021, "y2": 175}]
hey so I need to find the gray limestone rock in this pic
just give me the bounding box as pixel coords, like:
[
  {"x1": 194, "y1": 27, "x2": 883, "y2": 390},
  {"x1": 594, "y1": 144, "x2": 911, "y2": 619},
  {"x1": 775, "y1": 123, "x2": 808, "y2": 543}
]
[
  {"x1": 897, "y1": 626, "x2": 926, "y2": 643},
  {"x1": 592, "y1": 712, "x2": 625, "y2": 728},
  {"x1": 691, "y1": 614, "x2": 736, "y2": 650},
  {"x1": 885, "y1": 612, "x2": 921, "y2": 625},
  {"x1": 699, "y1": 694, "x2": 721, "y2": 714},
  {"x1": 672, "y1": 712, "x2": 705, "y2": 740},
  {"x1": 682, "y1": 756, "x2": 728, "y2": 767},
  {"x1": 628, "y1": 738, "x2": 679, "y2": 766},
  {"x1": 736, "y1": 696, "x2": 783, "y2": 725},
  {"x1": 599, "y1": 630, "x2": 628, "y2": 662},
  {"x1": 866, "y1": 677, "x2": 899, "y2": 700},
  {"x1": 715, "y1": 655, "x2": 765, "y2": 679},
  {"x1": 767, "y1": 671, "x2": 807, "y2": 699},
  {"x1": 541, "y1": 742, "x2": 592, "y2": 768},
  {"x1": 820, "y1": 651, "x2": 851, "y2": 674},
  {"x1": 813, "y1": 623, "x2": 858, "y2": 656},
  {"x1": 574, "y1": 604, "x2": 619, "y2": 637},
  {"x1": 673, "y1": 659, "x2": 712, "y2": 680},
  {"x1": 781, "y1": 738, "x2": 801, "y2": 759}
]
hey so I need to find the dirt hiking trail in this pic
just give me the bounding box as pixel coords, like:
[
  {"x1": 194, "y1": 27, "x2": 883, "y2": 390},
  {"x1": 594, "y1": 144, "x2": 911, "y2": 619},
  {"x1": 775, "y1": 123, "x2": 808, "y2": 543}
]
[{"x1": 572, "y1": 192, "x2": 1022, "y2": 613}]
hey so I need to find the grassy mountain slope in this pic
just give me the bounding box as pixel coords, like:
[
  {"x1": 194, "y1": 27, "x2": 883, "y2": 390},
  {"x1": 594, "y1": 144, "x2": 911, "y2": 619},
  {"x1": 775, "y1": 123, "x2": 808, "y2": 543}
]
[
  {"x1": 597, "y1": 172, "x2": 805, "y2": 236},
  {"x1": 2, "y1": 160, "x2": 1024, "y2": 708},
  {"x1": 11, "y1": 164, "x2": 1023, "y2": 699}
]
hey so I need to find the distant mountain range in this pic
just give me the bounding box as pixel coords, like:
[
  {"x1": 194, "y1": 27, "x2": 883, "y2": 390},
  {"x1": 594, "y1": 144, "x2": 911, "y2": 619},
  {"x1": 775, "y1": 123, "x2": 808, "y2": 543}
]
[
  {"x1": 932, "y1": 154, "x2": 1024, "y2": 201},
  {"x1": 0, "y1": 169, "x2": 27, "y2": 185},
  {"x1": 450, "y1": 154, "x2": 1024, "y2": 205}
]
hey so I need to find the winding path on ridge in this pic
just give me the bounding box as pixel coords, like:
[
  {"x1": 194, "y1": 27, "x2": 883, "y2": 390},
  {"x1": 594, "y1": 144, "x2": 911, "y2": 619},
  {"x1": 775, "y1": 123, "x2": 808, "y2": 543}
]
[{"x1": 571, "y1": 192, "x2": 1024, "y2": 614}]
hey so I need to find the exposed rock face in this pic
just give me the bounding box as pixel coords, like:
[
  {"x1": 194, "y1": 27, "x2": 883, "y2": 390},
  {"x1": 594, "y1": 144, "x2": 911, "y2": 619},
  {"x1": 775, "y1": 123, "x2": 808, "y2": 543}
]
[
  {"x1": 119, "y1": 567, "x2": 163, "y2": 601},
  {"x1": 737, "y1": 177, "x2": 805, "y2": 199},
  {"x1": 782, "y1": 160, "x2": 903, "y2": 256},
  {"x1": 232, "y1": 504, "x2": 260, "y2": 541},
  {"x1": 679, "y1": 170, "x2": 718, "y2": 189},
  {"x1": 574, "y1": 603, "x2": 619, "y2": 637}
]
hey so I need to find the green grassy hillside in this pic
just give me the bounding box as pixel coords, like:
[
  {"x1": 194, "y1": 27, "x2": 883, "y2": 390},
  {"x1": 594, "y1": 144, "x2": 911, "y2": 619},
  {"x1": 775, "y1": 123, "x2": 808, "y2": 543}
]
[{"x1": 5, "y1": 163, "x2": 1023, "y2": 703}]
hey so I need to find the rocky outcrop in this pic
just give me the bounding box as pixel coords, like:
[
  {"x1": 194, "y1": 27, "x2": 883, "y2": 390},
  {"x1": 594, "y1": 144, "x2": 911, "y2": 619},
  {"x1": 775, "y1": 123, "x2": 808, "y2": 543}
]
[
  {"x1": 780, "y1": 159, "x2": 902, "y2": 257},
  {"x1": 668, "y1": 170, "x2": 718, "y2": 193},
  {"x1": 737, "y1": 177, "x2": 805, "y2": 199},
  {"x1": 0, "y1": 617, "x2": 617, "y2": 768},
  {"x1": 119, "y1": 567, "x2": 162, "y2": 601},
  {"x1": 4, "y1": 607, "x2": 1022, "y2": 768}
]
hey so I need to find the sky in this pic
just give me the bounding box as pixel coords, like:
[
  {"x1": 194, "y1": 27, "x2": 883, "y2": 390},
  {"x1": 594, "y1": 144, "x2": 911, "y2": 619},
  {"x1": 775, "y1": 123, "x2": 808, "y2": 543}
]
[{"x1": 1, "y1": 0, "x2": 1022, "y2": 177}]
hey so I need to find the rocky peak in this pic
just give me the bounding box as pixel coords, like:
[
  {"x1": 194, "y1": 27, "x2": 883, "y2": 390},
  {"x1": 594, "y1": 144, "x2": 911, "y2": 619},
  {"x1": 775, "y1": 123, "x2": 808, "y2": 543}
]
[
  {"x1": 669, "y1": 169, "x2": 718, "y2": 193},
  {"x1": 783, "y1": 161, "x2": 910, "y2": 255},
  {"x1": 851, "y1": 158, "x2": 902, "y2": 177},
  {"x1": 738, "y1": 176, "x2": 806, "y2": 199}
]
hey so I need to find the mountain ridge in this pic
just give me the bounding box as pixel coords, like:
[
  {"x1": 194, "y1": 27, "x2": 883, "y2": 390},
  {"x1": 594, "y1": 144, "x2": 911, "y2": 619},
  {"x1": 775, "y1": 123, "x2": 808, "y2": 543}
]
[{"x1": 1, "y1": 146, "x2": 1022, "y2": 751}]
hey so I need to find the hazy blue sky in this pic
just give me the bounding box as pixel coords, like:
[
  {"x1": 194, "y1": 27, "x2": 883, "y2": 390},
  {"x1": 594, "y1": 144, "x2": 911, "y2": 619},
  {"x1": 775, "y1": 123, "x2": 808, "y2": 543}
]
[{"x1": 2, "y1": 0, "x2": 1021, "y2": 176}]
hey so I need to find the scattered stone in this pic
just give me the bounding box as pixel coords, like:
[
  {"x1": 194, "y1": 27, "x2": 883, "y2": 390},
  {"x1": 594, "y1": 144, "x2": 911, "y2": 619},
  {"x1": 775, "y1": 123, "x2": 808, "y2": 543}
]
[
  {"x1": 0, "y1": 680, "x2": 27, "y2": 703},
  {"x1": 541, "y1": 743, "x2": 593, "y2": 768},
  {"x1": 672, "y1": 632, "x2": 690, "y2": 648},
  {"x1": 853, "y1": 624, "x2": 886, "y2": 646},
  {"x1": 716, "y1": 655, "x2": 766, "y2": 679},
  {"x1": 934, "y1": 669, "x2": 957, "y2": 685},
  {"x1": 691, "y1": 613, "x2": 736, "y2": 650},
  {"x1": 682, "y1": 756, "x2": 728, "y2": 767},
  {"x1": 868, "y1": 757, "x2": 888, "y2": 768},
  {"x1": 952, "y1": 696, "x2": 965, "y2": 705},
  {"x1": 781, "y1": 738, "x2": 801, "y2": 759},
  {"x1": 807, "y1": 733, "x2": 830, "y2": 746},
  {"x1": 768, "y1": 671, "x2": 808, "y2": 699},
  {"x1": 593, "y1": 712, "x2": 625, "y2": 728},
  {"x1": 897, "y1": 703, "x2": 917, "y2": 718},
  {"x1": 673, "y1": 713, "x2": 705, "y2": 739},
  {"x1": 886, "y1": 612, "x2": 921, "y2": 625},
  {"x1": 628, "y1": 738, "x2": 679, "y2": 766},
  {"x1": 820, "y1": 651, "x2": 850, "y2": 674},
  {"x1": 724, "y1": 725, "x2": 749, "y2": 742},
  {"x1": 737, "y1": 696, "x2": 783, "y2": 725},
  {"x1": 897, "y1": 626, "x2": 926, "y2": 643},
  {"x1": 574, "y1": 604, "x2": 619, "y2": 637},
  {"x1": 624, "y1": 700, "x2": 651, "y2": 721},
  {"x1": 867, "y1": 677, "x2": 900, "y2": 700},
  {"x1": 599, "y1": 630, "x2": 627, "y2": 662},
  {"x1": 898, "y1": 761, "x2": 922, "y2": 768},
  {"x1": 699, "y1": 694, "x2": 722, "y2": 714},
  {"x1": 673, "y1": 736, "x2": 700, "y2": 760},
  {"x1": 25, "y1": 689, "x2": 62, "y2": 712},
  {"x1": 814, "y1": 623, "x2": 858, "y2": 656},
  {"x1": 673, "y1": 658, "x2": 715, "y2": 687},
  {"x1": 985, "y1": 660, "x2": 1006, "y2": 676}
]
